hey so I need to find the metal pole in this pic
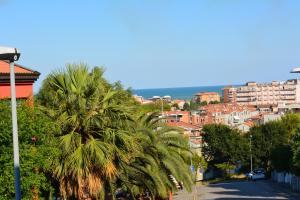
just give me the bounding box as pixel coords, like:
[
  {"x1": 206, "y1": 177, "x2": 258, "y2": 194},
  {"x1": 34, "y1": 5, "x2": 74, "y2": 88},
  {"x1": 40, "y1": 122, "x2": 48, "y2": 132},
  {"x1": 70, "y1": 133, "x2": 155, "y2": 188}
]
[
  {"x1": 9, "y1": 61, "x2": 21, "y2": 200},
  {"x1": 250, "y1": 134, "x2": 253, "y2": 172},
  {"x1": 161, "y1": 97, "x2": 164, "y2": 114},
  {"x1": 189, "y1": 141, "x2": 192, "y2": 167}
]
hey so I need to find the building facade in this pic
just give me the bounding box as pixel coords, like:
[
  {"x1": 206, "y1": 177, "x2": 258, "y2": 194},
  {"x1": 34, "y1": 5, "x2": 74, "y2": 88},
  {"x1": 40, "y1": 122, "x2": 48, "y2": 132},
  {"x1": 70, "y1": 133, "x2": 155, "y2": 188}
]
[
  {"x1": 223, "y1": 80, "x2": 300, "y2": 106},
  {"x1": 195, "y1": 103, "x2": 258, "y2": 127},
  {"x1": 162, "y1": 111, "x2": 190, "y2": 124},
  {"x1": 194, "y1": 92, "x2": 221, "y2": 103},
  {"x1": 167, "y1": 121, "x2": 202, "y2": 155},
  {"x1": 0, "y1": 61, "x2": 40, "y2": 99}
]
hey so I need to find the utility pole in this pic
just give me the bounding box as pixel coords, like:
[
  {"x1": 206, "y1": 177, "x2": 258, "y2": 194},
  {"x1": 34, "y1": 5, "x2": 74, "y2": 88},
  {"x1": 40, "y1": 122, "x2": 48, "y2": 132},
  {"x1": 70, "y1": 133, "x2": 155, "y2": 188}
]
[{"x1": 250, "y1": 134, "x2": 253, "y2": 172}]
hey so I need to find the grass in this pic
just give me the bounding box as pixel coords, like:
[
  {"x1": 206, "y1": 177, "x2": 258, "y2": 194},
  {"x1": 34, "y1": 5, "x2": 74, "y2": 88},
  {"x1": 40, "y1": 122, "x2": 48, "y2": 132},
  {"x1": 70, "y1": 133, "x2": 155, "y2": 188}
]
[{"x1": 201, "y1": 173, "x2": 247, "y2": 185}]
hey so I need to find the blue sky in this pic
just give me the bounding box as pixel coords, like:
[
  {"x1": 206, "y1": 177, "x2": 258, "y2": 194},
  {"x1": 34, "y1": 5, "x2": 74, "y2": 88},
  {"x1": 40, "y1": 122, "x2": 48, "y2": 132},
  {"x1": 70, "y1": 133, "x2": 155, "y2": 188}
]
[{"x1": 1, "y1": 0, "x2": 300, "y2": 91}]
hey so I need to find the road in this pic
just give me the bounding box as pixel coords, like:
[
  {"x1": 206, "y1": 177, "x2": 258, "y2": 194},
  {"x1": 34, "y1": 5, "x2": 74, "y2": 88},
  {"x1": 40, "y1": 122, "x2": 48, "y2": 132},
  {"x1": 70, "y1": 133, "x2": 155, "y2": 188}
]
[{"x1": 173, "y1": 180, "x2": 300, "y2": 200}]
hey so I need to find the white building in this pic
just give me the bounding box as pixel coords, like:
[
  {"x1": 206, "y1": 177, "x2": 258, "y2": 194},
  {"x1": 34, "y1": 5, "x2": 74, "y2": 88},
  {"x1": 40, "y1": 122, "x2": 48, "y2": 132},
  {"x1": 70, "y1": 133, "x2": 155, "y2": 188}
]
[{"x1": 224, "y1": 79, "x2": 300, "y2": 106}]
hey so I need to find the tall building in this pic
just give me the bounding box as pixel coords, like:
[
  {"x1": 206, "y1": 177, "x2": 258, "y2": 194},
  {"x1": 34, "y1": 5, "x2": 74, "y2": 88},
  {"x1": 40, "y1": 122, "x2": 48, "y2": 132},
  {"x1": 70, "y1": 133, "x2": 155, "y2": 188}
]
[
  {"x1": 223, "y1": 86, "x2": 237, "y2": 104},
  {"x1": 0, "y1": 61, "x2": 40, "y2": 99},
  {"x1": 223, "y1": 80, "x2": 300, "y2": 106}
]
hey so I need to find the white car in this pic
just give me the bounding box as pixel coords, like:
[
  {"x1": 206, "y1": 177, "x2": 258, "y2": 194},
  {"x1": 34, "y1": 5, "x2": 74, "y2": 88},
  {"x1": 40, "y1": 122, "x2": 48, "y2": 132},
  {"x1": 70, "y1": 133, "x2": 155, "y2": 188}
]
[{"x1": 247, "y1": 169, "x2": 266, "y2": 181}]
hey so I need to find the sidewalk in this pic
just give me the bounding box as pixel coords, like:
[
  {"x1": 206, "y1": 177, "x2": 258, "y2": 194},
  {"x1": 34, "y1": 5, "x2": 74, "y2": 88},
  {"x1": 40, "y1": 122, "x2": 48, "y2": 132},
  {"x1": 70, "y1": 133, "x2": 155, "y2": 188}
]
[{"x1": 173, "y1": 185, "x2": 197, "y2": 200}]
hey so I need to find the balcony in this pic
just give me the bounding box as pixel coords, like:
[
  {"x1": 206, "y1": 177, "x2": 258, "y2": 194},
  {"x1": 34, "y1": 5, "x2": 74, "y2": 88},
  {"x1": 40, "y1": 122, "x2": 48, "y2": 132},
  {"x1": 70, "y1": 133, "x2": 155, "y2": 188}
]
[
  {"x1": 281, "y1": 96, "x2": 296, "y2": 100},
  {"x1": 281, "y1": 88, "x2": 296, "y2": 91}
]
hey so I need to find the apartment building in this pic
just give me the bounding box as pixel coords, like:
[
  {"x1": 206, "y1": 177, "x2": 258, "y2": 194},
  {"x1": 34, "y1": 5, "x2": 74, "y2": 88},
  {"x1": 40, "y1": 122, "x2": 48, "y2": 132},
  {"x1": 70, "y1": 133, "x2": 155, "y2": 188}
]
[
  {"x1": 194, "y1": 92, "x2": 220, "y2": 103},
  {"x1": 223, "y1": 86, "x2": 237, "y2": 104},
  {"x1": 195, "y1": 103, "x2": 258, "y2": 127},
  {"x1": 223, "y1": 80, "x2": 300, "y2": 106}
]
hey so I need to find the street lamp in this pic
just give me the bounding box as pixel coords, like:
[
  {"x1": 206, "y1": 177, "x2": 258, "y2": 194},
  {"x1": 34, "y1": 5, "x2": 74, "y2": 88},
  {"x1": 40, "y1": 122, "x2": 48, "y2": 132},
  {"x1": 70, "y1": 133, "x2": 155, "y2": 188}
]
[
  {"x1": 160, "y1": 97, "x2": 164, "y2": 116},
  {"x1": 0, "y1": 46, "x2": 21, "y2": 200},
  {"x1": 250, "y1": 134, "x2": 253, "y2": 172},
  {"x1": 290, "y1": 68, "x2": 300, "y2": 73}
]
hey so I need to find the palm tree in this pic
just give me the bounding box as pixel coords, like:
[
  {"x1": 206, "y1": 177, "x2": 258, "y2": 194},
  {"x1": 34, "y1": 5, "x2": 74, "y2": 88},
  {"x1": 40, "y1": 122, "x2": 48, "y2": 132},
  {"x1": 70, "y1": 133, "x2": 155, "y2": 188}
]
[
  {"x1": 39, "y1": 64, "x2": 139, "y2": 199},
  {"x1": 39, "y1": 63, "x2": 194, "y2": 199},
  {"x1": 119, "y1": 113, "x2": 193, "y2": 199}
]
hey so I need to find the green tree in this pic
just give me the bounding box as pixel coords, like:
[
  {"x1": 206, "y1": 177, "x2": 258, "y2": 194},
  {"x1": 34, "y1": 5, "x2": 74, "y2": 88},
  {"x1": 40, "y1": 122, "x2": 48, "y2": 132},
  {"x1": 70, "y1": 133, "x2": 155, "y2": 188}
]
[
  {"x1": 192, "y1": 153, "x2": 207, "y2": 172},
  {"x1": 199, "y1": 101, "x2": 208, "y2": 107},
  {"x1": 270, "y1": 144, "x2": 292, "y2": 172},
  {"x1": 291, "y1": 129, "x2": 300, "y2": 175},
  {"x1": 38, "y1": 64, "x2": 139, "y2": 199},
  {"x1": 119, "y1": 113, "x2": 193, "y2": 199},
  {"x1": 192, "y1": 153, "x2": 207, "y2": 180},
  {"x1": 182, "y1": 102, "x2": 190, "y2": 111},
  {"x1": 215, "y1": 163, "x2": 235, "y2": 178},
  {"x1": 209, "y1": 100, "x2": 220, "y2": 105},
  {"x1": 281, "y1": 113, "x2": 300, "y2": 140},
  {"x1": 247, "y1": 120, "x2": 290, "y2": 170},
  {"x1": 171, "y1": 103, "x2": 179, "y2": 110},
  {"x1": 190, "y1": 101, "x2": 201, "y2": 110},
  {"x1": 202, "y1": 124, "x2": 249, "y2": 167},
  {"x1": 0, "y1": 101, "x2": 57, "y2": 199},
  {"x1": 139, "y1": 101, "x2": 171, "y2": 114},
  {"x1": 38, "y1": 63, "x2": 196, "y2": 199}
]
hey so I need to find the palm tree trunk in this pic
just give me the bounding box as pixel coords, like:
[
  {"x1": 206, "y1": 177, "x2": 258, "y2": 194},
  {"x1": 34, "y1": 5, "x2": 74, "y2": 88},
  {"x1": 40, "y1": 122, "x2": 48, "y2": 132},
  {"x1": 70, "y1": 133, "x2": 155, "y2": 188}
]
[
  {"x1": 31, "y1": 186, "x2": 39, "y2": 200},
  {"x1": 169, "y1": 191, "x2": 172, "y2": 200}
]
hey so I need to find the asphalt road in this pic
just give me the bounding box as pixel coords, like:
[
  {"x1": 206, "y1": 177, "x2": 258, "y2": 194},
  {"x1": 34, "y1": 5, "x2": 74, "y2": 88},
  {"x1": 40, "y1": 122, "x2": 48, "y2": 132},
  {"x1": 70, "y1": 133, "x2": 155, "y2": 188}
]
[{"x1": 173, "y1": 180, "x2": 300, "y2": 200}]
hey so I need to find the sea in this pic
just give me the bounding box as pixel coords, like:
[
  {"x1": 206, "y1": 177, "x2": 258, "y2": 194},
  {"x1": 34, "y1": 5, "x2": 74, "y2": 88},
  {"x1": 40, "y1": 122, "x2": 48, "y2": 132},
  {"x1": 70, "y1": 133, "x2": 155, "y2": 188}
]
[{"x1": 133, "y1": 85, "x2": 226, "y2": 100}]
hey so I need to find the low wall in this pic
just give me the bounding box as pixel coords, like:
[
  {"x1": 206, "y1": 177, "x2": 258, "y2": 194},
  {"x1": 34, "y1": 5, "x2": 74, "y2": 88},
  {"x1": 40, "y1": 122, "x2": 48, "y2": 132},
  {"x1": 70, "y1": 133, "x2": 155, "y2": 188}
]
[{"x1": 271, "y1": 171, "x2": 300, "y2": 192}]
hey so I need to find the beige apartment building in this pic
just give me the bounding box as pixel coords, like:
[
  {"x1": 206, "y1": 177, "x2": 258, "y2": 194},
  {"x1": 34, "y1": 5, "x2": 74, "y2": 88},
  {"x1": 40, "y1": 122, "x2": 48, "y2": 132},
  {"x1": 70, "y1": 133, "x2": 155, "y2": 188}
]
[
  {"x1": 223, "y1": 79, "x2": 300, "y2": 106},
  {"x1": 194, "y1": 92, "x2": 221, "y2": 103}
]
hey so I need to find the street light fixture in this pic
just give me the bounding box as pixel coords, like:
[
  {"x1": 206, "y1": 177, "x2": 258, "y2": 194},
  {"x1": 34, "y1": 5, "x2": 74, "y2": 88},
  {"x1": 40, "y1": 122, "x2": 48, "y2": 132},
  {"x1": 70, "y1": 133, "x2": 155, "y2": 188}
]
[
  {"x1": 290, "y1": 68, "x2": 300, "y2": 73},
  {"x1": 0, "y1": 46, "x2": 21, "y2": 200}
]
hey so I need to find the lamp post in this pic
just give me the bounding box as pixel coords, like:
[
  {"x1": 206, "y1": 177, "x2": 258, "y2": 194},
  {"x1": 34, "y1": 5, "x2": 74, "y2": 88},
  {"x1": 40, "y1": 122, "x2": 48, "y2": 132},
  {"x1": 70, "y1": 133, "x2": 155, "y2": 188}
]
[
  {"x1": 250, "y1": 134, "x2": 253, "y2": 172},
  {"x1": 161, "y1": 97, "x2": 164, "y2": 114},
  {"x1": 0, "y1": 46, "x2": 21, "y2": 200},
  {"x1": 159, "y1": 97, "x2": 164, "y2": 119}
]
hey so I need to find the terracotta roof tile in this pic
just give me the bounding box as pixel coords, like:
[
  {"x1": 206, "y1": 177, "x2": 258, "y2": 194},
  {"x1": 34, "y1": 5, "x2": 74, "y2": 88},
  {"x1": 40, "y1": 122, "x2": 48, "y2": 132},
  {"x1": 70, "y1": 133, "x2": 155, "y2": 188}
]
[
  {"x1": 0, "y1": 61, "x2": 39, "y2": 74},
  {"x1": 163, "y1": 111, "x2": 189, "y2": 115},
  {"x1": 167, "y1": 121, "x2": 200, "y2": 129}
]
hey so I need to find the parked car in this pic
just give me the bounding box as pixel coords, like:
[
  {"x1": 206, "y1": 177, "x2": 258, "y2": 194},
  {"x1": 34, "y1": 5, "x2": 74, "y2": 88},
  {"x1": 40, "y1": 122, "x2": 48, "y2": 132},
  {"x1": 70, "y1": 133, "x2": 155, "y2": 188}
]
[{"x1": 247, "y1": 168, "x2": 266, "y2": 181}]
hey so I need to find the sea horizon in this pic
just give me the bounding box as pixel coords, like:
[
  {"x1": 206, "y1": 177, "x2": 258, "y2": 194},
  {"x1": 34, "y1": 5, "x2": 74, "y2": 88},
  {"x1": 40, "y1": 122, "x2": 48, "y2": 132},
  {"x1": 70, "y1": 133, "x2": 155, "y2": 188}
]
[{"x1": 133, "y1": 85, "x2": 238, "y2": 100}]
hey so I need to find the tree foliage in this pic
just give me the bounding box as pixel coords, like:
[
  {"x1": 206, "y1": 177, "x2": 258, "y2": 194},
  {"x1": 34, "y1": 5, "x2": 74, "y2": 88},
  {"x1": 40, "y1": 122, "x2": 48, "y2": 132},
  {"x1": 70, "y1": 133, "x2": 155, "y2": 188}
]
[
  {"x1": 0, "y1": 101, "x2": 57, "y2": 199},
  {"x1": 138, "y1": 101, "x2": 171, "y2": 114},
  {"x1": 246, "y1": 115, "x2": 300, "y2": 172},
  {"x1": 36, "y1": 63, "x2": 193, "y2": 199},
  {"x1": 202, "y1": 124, "x2": 249, "y2": 166},
  {"x1": 119, "y1": 113, "x2": 193, "y2": 199}
]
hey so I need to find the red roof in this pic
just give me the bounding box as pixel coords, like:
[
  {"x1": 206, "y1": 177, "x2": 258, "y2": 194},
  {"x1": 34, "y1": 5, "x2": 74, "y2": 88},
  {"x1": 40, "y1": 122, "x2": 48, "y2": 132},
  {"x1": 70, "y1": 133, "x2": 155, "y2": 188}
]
[
  {"x1": 200, "y1": 103, "x2": 256, "y2": 115},
  {"x1": 167, "y1": 121, "x2": 200, "y2": 130},
  {"x1": 163, "y1": 111, "x2": 189, "y2": 115},
  {"x1": 173, "y1": 99, "x2": 186, "y2": 104},
  {"x1": 243, "y1": 121, "x2": 255, "y2": 127},
  {"x1": 0, "y1": 61, "x2": 38, "y2": 74},
  {"x1": 0, "y1": 61, "x2": 40, "y2": 83}
]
